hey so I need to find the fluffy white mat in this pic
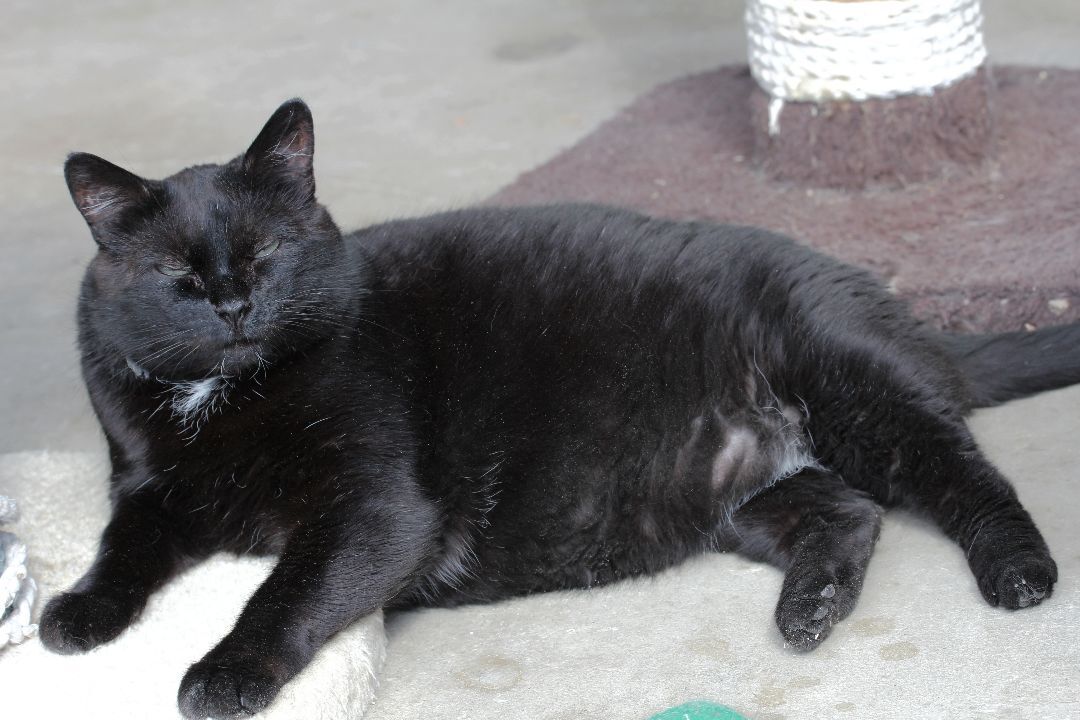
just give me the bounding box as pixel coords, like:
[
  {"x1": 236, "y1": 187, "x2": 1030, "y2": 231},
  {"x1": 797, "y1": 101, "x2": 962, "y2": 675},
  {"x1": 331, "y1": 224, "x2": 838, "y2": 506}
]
[{"x1": 0, "y1": 451, "x2": 386, "y2": 720}]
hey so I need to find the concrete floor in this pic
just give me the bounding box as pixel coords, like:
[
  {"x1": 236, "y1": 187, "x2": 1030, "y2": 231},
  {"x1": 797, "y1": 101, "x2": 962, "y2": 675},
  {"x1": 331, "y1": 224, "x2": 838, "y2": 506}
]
[{"x1": 2, "y1": 2, "x2": 1079, "y2": 718}]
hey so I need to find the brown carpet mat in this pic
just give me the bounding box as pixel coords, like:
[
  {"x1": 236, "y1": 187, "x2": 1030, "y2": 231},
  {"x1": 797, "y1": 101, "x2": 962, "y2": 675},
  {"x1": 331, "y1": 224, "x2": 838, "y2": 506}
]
[{"x1": 490, "y1": 66, "x2": 1080, "y2": 333}]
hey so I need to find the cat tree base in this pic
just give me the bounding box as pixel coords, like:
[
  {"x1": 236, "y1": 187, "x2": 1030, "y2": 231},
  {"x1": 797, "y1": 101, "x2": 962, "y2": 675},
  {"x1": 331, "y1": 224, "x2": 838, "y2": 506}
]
[
  {"x1": 749, "y1": 69, "x2": 994, "y2": 189},
  {"x1": 490, "y1": 65, "x2": 1080, "y2": 334}
]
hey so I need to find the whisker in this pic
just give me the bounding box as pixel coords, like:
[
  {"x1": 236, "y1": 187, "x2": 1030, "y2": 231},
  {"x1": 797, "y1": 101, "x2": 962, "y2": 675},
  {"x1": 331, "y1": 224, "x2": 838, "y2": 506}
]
[{"x1": 136, "y1": 341, "x2": 188, "y2": 365}]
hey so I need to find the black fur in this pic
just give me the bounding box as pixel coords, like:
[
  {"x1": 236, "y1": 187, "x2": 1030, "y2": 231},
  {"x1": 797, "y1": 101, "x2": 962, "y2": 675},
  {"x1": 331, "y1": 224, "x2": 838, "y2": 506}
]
[
  {"x1": 40, "y1": 99, "x2": 1073, "y2": 718},
  {"x1": 944, "y1": 324, "x2": 1080, "y2": 407}
]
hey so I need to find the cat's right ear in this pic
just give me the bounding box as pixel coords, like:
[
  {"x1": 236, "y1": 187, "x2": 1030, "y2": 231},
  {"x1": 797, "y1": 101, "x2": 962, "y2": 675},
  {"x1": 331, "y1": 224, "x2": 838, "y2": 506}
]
[{"x1": 64, "y1": 153, "x2": 156, "y2": 237}]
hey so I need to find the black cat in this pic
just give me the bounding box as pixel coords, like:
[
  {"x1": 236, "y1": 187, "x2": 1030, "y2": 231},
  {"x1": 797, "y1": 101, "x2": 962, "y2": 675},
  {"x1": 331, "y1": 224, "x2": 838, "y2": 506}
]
[{"x1": 40, "y1": 99, "x2": 1076, "y2": 719}]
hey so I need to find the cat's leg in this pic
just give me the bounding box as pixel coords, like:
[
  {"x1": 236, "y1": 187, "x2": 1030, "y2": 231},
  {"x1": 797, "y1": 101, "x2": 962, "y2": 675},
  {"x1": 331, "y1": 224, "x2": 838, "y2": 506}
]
[
  {"x1": 808, "y1": 378, "x2": 1056, "y2": 610},
  {"x1": 720, "y1": 469, "x2": 882, "y2": 650},
  {"x1": 39, "y1": 488, "x2": 190, "y2": 653},
  {"x1": 176, "y1": 483, "x2": 437, "y2": 720}
]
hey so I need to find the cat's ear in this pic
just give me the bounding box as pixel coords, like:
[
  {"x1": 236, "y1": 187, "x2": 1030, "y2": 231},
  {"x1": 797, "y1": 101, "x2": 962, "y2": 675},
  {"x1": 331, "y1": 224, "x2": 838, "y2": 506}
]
[
  {"x1": 64, "y1": 153, "x2": 156, "y2": 234},
  {"x1": 242, "y1": 98, "x2": 315, "y2": 201}
]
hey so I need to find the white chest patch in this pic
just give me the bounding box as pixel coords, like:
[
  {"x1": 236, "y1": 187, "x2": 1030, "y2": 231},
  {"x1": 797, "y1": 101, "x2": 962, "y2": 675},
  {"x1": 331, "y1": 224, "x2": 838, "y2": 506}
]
[
  {"x1": 128, "y1": 358, "x2": 230, "y2": 437},
  {"x1": 170, "y1": 376, "x2": 228, "y2": 424}
]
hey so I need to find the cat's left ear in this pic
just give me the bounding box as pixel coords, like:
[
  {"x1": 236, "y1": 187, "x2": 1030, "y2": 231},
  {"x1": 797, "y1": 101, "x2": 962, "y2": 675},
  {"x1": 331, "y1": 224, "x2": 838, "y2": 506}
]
[{"x1": 243, "y1": 98, "x2": 315, "y2": 201}]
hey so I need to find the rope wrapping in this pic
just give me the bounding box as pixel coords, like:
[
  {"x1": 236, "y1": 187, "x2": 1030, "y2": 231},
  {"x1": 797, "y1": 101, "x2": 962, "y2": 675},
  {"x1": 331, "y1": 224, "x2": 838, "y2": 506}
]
[{"x1": 747, "y1": 0, "x2": 987, "y2": 112}]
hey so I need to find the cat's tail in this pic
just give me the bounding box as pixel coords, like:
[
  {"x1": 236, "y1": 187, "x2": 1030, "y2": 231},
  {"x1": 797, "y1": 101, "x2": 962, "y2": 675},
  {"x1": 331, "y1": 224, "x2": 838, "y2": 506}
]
[{"x1": 944, "y1": 322, "x2": 1080, "y2": 408}]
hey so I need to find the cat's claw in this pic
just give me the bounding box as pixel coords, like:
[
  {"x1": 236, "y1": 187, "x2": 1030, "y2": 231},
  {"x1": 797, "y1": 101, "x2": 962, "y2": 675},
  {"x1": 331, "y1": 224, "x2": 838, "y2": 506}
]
[{"x1": 178, "y1": 653, "x2": 282, "y2": 719}]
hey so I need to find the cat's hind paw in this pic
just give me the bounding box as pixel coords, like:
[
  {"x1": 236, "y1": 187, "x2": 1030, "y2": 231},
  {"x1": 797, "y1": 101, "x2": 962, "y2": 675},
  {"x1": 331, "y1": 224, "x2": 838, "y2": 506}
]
[
  {"x1": 775, "y1": 580, "x2": 844, "y2": 652},
  {"x1": 975, "y1": 548, "x2": 1057, "y2": 609}
]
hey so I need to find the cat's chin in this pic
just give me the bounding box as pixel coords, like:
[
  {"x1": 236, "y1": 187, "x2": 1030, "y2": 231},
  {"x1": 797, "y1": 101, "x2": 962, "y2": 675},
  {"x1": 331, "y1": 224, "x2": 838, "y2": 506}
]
[{"x1": 216, "y1": 340, "x2": 268, "y2": 376}]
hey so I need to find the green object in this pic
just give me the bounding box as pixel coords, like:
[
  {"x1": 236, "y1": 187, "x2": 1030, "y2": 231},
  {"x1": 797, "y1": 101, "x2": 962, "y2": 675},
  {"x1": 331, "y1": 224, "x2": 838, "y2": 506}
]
[{"x1": 649, "y1": 701, "x2": 749, "y2": 720}]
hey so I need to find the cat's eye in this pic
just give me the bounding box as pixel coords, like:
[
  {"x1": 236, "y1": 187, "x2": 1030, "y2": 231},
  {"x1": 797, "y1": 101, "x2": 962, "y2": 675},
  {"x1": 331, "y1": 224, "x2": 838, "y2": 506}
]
[
  {"x1": 252, "y1": 238, "x2": 281, "y2": 259},
  {"x1": 157, "y1": 263, "x2": 193, "y2": 278}
]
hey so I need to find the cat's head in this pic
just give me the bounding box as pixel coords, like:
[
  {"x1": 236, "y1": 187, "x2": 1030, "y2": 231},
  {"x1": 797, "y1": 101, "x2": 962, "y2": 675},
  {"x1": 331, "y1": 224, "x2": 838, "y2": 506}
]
[{"x1": 68, "y1": 99, "x2": 358, "y2": 381}]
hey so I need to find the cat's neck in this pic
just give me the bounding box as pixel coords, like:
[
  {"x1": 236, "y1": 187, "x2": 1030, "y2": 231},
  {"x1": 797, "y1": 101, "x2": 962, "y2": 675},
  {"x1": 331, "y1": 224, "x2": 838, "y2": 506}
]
[{"x1": 123, "y1": 356, "x2": 231, "y2": 434}]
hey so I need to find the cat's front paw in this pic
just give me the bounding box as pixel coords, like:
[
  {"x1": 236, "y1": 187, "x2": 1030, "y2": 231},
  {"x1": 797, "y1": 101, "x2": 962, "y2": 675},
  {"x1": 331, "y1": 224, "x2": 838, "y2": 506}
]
[
  {"x1": 178, "y1": 652, "x2": 284, "y2": 719},
  {"x1": 38, "y1": 590, "x2": 137, "y2": 654},
  {"x1": 975, "y1": 547, "x2": 1057, "y2": 609}
]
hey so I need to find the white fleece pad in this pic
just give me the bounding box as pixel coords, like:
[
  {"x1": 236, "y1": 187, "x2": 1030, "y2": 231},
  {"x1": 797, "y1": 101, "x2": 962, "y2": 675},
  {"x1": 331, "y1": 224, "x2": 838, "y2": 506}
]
[{"x1": 0, "y1": 451, "x2": 386, "y2": 720}]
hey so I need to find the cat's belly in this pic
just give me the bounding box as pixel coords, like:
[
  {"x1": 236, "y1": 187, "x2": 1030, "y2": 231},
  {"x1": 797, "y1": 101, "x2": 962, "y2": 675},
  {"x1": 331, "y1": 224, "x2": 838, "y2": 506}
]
[{"x1": 404, "y1": 394, "x2": 817, "y2": 607}]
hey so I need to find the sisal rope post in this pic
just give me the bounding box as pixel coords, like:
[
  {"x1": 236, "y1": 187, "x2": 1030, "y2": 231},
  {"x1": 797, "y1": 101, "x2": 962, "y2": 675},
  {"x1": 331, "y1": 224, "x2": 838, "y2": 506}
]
[{"x1": 745, "y1": 0, "x2": 993, "y2": 188}]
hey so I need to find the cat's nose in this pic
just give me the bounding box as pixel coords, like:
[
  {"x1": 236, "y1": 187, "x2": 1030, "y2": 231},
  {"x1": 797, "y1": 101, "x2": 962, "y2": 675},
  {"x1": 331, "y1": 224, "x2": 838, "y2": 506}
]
[{"x1": 213, "y1": 298, "x2": 252, "y2": 332}]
